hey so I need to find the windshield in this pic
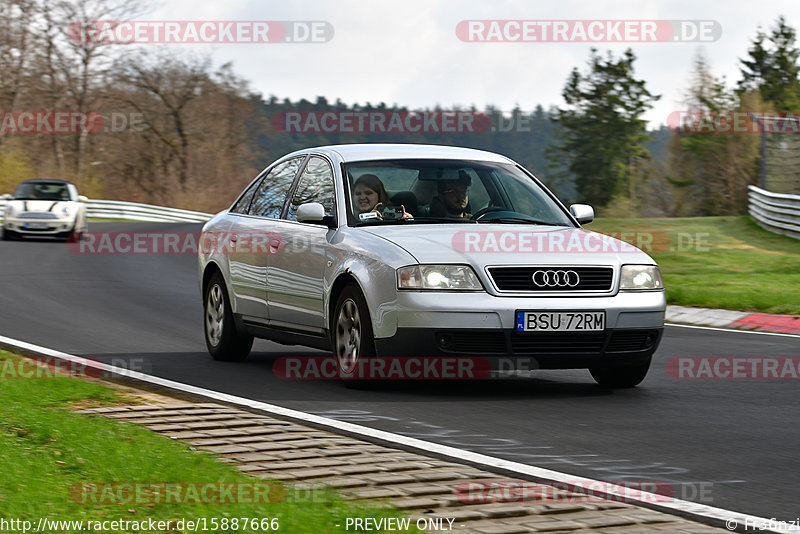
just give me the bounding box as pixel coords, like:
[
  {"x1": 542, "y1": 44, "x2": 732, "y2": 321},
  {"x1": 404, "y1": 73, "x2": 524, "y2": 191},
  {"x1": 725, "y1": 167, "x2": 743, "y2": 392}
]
[
  {"x1": 343, "y1": 159, "x2": 574, "y2": 227},
  {"x1": 13, "y1": 182, "x2": 71, "y2": 201}
]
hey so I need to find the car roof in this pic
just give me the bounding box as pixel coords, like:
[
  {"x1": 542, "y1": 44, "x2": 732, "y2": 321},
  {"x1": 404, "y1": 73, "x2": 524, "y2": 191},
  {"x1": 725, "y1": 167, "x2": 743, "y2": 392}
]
[
  {"x1": 18, "y1": 179, "x2": 74, "y2": 185},
  {"x1": 285, "y1": 143, "x2": 515, "y2": 164}
]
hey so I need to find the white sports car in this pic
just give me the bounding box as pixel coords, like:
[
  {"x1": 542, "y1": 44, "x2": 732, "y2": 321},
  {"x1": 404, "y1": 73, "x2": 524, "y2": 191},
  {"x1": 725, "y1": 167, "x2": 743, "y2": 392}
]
[{"x1": 1, "y1": 179, "x2": 88, "y2": 240}]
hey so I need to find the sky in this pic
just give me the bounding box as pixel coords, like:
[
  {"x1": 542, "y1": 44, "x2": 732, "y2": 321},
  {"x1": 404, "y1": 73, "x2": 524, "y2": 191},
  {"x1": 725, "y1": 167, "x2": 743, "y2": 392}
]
[{"x1": 139, "y1": 0, "x2": 800, "y2": 128}]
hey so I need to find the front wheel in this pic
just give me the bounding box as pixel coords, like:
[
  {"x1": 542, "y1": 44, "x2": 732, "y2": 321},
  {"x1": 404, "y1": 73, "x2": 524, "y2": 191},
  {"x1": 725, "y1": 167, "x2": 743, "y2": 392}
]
[
  {"x1": 333, "y1": 284, "x2": 376, "y2": 386},
  {"x1": 2, "y1": 229, "x2": 17, "y2": 241},
  {"x1": 204, "y1": 272, "x2": 253, "y2": 361},
  {"x1": 590, "y1": 357, "x2": 652, "y2": 388}
]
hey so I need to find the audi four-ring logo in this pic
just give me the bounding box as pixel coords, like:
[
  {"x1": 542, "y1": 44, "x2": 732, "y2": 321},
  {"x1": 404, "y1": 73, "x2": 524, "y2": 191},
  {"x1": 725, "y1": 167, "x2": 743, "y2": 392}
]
[{"x1": 531, "y1": 269, "x2": 580, "y2": 287}]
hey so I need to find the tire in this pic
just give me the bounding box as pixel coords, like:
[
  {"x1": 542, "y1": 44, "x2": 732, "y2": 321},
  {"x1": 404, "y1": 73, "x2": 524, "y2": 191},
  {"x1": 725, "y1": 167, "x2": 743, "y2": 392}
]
[
  {"x1": 2, "y1": 229, "x2": 17, "y2": 241},
  {"x1": 332, "y1": 284, "x2": 376, "y2": 387},
  {"x1": 590, "y1": 356, "x2": 652, "y2": 388},
  {"x1": 204, "y1": 271, "x2": 253, "y2": 361}
]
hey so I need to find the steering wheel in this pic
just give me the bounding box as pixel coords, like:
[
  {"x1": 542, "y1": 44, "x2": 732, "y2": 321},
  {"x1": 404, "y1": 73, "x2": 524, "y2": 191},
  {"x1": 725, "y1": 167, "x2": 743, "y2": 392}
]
[{"x1": 470, "y1": 206, "x2": 507, "y2": 221}]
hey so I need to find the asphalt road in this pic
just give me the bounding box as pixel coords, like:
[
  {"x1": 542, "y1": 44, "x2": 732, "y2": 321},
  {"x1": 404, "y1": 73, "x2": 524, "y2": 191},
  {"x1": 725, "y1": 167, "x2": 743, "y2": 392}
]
[{"x1": 1, "y1": 222, "x2": 798, "y2": 521}]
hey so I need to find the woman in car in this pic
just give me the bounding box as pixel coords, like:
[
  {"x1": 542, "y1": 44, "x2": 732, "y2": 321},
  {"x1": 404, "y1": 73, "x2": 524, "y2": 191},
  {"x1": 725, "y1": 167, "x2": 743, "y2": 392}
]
[{"x1": 352, "y1": 174, "x2": 413, "y2": 220}]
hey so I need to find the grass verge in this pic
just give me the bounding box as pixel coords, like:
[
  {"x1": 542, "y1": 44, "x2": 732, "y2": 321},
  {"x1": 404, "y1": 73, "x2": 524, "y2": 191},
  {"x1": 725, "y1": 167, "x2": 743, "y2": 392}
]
[
  {"x1": 0, "y1": 351, "x2": 420, "y2": 533},
  {"x1": 587, "y1": 216, "x2": 800, "y2": 315}
]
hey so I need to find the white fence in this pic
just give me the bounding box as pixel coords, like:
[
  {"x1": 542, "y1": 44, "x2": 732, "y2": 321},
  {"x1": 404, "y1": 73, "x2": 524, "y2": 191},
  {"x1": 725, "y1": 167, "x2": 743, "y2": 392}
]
[
  {"x1": 0, "y1": 198, "x2": 213, "y2": 223},
  {"x1": 748, "y1": 185, "x2": 800, "y2": 240}
]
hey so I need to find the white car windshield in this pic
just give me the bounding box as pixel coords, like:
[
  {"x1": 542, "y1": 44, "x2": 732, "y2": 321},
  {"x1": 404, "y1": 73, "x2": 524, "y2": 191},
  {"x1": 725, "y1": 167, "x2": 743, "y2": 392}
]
[
  {"x1": 13, "y1": 182, "x2": 71, "y2": 201},
  {"x1": 344, "y1": 159, "x2": 574, "y2": 226}
]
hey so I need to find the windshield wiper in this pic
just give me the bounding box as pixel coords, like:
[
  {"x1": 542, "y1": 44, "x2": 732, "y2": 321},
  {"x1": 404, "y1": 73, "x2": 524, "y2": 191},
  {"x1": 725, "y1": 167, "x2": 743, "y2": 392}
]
[
  {"x1": 479, "y1": 216, "x2": 565, "y2": 226},
  {"x1": 359, "y1": 217, "x2": 477, "y2": 226},
  {"x1": 411, "y1": 217, "x2": 478, "y2": 223}
]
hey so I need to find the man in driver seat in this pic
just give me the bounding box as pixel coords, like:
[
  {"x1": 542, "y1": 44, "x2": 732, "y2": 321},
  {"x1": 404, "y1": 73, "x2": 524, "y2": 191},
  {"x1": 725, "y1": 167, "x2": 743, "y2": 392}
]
[{"x1": 435, "y1": 173, "x2": 471, "y2": 219}]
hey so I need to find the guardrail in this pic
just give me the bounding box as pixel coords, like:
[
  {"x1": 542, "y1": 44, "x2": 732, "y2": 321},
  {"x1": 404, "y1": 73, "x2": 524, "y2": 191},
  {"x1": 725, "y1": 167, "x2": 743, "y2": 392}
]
[
  {"x1": 0, "y1": 198, "x2": 213, "y2": 223},
  {"x1": 748, "y1": 185, "x2": 800, "y2": 240}
]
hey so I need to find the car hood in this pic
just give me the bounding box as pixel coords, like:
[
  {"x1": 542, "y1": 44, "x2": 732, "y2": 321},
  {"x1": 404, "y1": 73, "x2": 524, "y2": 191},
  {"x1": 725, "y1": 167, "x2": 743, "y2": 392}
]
[
  {"x1": 358, "y1": 224, "x2": 657, "y2": 267},
  {"x1": 6, "y1": 199, "x2": 75, "y2": 212}
]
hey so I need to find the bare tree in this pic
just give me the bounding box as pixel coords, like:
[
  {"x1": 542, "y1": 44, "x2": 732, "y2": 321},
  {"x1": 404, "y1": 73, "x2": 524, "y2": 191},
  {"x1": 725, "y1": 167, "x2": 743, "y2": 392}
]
[{"x1": 36, "y1": 0, "x2": 148, "y2": 177}]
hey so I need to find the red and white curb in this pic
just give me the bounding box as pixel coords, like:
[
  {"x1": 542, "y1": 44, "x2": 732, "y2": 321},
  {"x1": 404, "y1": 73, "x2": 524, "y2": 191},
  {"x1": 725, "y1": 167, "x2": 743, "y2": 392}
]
[{"x1": 667, "y1": 305, "x2": 800, "y2": 335}]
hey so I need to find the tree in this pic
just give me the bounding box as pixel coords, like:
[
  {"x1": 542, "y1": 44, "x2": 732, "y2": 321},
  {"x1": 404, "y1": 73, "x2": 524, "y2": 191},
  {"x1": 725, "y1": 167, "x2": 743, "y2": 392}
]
[
  {"x1": 552, "y1": 48, "x2": 659, "y2": 209},
  {"x1": 739, "y1": 15, "x2": 800, "y2": 110},
  {"x1": 670, "y1": 52, "x2": 759, "y2": 215}
]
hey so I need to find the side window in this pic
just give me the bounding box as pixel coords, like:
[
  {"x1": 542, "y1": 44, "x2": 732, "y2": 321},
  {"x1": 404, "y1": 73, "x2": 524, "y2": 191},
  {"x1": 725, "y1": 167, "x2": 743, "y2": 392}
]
[
  {"x1": 286, "y1": 156, "x2": 335, "y2": 222},
  {"x1": 249, "y1": 157, "x2": 304, "y2": 218},
  {"x1": 230, "y1": 176, "x2": 262, "y2": 214}
]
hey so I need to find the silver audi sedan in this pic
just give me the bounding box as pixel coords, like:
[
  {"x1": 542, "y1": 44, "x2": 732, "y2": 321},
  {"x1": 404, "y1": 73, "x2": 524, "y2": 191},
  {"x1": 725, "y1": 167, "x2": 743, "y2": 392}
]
[{"x1": 199, "y1": 144, "x2": 665, "y2": 387}]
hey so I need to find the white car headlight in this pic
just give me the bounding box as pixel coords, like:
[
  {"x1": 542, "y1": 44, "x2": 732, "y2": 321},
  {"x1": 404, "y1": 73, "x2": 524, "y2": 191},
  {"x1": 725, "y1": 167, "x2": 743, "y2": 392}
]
[
  {"x1": 620, "y1": 265, "x2": 664, "y2": 290},
  {"x1": 60, "y1": 205, "x2": 74, "y2": 217},
  {"x1": 4, "y1": 205, "x2": 14, "y2": 217},
  {"x1": 397, "y1": 265, "x2": 483, "y2": 291}
]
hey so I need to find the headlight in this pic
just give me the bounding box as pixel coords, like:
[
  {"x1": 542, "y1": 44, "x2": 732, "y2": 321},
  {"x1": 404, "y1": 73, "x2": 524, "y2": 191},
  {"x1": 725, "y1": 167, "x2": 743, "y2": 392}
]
[
  {"x1": 61, "y1": 205, "x2": 74, "y2": 217},
  {"x1": 4, "y1": 205, "x2": 14, "y2": 217},
  {"x1": 620, "y1": 265, "x2": 664, "y2": 290},
  {"x1": 397, "y1": 265, "x2": 483, "y2": 291}
]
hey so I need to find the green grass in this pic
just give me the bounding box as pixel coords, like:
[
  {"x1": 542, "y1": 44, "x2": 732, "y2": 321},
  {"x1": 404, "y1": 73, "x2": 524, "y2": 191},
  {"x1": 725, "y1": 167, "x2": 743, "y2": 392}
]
[
  {"x1": 586, "y1": 216, "x2": 800, "y2": 314},
  {"x1": 0, "y1": 352, "x2": 420, "y2": 533}
]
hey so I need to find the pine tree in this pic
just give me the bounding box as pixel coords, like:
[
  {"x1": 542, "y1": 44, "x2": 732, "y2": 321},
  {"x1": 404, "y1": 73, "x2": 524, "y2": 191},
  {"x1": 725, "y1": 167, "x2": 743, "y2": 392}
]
[
  {"x1": 552, "y1": 48, "x2": 659, "y2": 209},
  {"x1": 739, "y1": 15, "x2": 800, "y2": 110}
]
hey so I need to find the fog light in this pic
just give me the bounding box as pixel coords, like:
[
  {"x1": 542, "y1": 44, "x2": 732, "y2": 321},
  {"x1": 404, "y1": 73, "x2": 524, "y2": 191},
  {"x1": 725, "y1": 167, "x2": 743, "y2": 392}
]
[
  {"x1": 645, "y1": 332, "x2": 658, "y2": 348},
  {"x1": 436, "y1": 333, "x2": 453, "y2": 349}
]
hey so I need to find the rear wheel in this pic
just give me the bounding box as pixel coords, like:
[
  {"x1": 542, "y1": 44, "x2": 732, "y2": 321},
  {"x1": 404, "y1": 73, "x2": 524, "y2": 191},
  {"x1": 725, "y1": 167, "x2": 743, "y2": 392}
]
[
  {"x1": 204, "y1": 272, "x2": 253, "y2": 361},
  {"x1": 590, "y1": 357, "x2": 652, "y2": 388},
  {"x1": 333, "y1": 284, "x2": 376, "y2": 386}
]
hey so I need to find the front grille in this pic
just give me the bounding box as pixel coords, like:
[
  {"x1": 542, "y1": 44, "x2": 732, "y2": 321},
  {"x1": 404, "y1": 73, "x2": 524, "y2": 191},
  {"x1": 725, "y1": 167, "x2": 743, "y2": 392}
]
[
  {"x1": 510, "y1": 332, "x2": 606, "y2": 354},
  {"x1": 488, "y1": 266, "x2": 613, "y2": 292},
  {"x1": 439, "y1": 332, "x2": 507, "y2": 353},
  {"x1": 607, "y1": 330, "x2": 660, "y2": 352},
  {"x1": 18, "y1": 212, "x2": 58, "y2": 220}
]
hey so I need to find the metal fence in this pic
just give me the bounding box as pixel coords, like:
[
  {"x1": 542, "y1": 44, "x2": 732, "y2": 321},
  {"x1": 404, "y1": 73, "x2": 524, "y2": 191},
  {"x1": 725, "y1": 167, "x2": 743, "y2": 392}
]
[
  {"x1": 0, "y1": 198, "x2": 213, "y2": 223},
  {"x1": 748, "y1": 185, "x2": 800, "y2": 240}
]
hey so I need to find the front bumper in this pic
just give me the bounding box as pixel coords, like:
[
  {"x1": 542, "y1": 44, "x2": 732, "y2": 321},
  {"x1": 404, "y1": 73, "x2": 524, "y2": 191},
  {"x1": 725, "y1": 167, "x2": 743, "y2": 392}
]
[
  {"x1": 4, "y1": 216, "x2": 76, "y2": 235},
  {"x1": 374, "y1": 326, "x2": 662, "y2": 368},
  {"x1": 372, "y1": 289, "x2": 665, "y2": 367}
]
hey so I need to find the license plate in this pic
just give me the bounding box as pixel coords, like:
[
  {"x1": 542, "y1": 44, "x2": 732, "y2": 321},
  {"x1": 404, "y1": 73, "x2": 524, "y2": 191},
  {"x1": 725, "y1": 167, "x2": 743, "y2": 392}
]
[
  {"x1": 515, "y1": 311, "x2": 605, "y2": 332},
  {"x1": 23, "y1": 222, "x2": 49, "y2": 230}
]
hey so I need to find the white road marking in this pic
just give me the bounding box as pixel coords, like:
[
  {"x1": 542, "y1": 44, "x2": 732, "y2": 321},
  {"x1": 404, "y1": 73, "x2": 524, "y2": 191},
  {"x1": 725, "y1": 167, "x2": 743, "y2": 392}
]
[{"x1": 0, "y1": 334, "x2": 790, "y2": 533}]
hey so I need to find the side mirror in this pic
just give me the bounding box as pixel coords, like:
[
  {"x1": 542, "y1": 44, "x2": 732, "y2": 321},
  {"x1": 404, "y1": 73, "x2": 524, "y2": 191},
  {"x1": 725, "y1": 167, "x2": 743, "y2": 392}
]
[
  {"x1": 0, "y1": 194, "x2": 11, "y2": 201},
  {"x1": 296, "y1": 202, "x2": 326, "y2": 223},
  {"x1": 78, "y1": 195, "x2": 88, "y2": 203},
  {"x1": 569, "y1": 204, "x2": 594, "y2": 224}
]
